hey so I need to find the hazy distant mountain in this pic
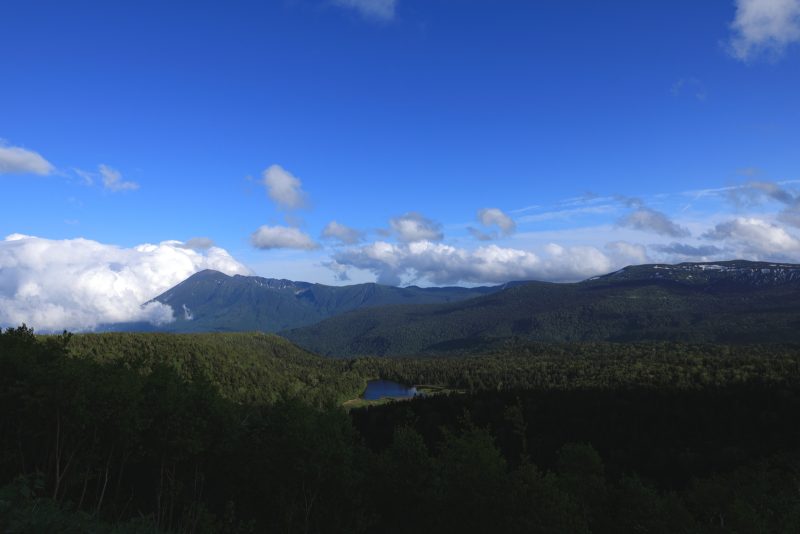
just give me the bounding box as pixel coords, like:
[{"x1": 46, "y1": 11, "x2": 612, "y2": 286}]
[
  {"x1": 282, "y1": 261, "x2": 800, "y2": 357},
  {"x1": 149, "y1": 269, "x2": 510, "y2": 333}
]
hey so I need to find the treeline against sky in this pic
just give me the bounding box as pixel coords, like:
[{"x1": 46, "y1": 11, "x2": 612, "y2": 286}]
[{"x1": 1, "y1": 328, "x2": 800, "y2": 532}]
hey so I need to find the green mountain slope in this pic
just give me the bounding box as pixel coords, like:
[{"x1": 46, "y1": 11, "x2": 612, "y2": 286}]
[
  {"x1": 281, "y1": 261, "x2": 800, "y2": 357},
  {"x1": 149, "y1": 269, "x2": 506, "y2": 333}
]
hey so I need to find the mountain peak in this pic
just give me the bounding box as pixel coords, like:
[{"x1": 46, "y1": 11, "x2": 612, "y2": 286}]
[{"x1": 187, "y1": 269, "x2": 231, "y2": 281}]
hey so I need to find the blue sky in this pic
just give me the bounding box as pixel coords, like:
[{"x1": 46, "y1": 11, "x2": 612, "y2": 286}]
[{"x1": 2, "y1": 0, "x2": 800, "y2": 329}]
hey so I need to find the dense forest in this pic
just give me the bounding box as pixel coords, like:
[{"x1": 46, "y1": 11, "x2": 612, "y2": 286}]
[{"x1": 2, "y1": 327, "x2": 800, "y2": 532}]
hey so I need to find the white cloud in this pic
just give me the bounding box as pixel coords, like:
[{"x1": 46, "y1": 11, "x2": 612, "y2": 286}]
[
  {"x1": 389, "y1": 212, "x2": 443, "y2": 243},
  {"x1": 99, "y1": 164, "x2": 139, "y2": 192},
  {"x1": 251, "y1": 225, "x2": 319, "y2": 250},
  {"x1": 727, "y1": 181, "x2": 800, "y2": 227},
  {"x1": 177, "y1": 237, "x2": 216, "y2": 250},
  {"x1": 0, "y1": 235, "x2": 250, "y2": 332},
  {"x1": 0, "y1": 143, "x2": 54, "y2": 175},
  {"x1": 322, "y1": 220, "x2": 362, "y2": 244},
  {"x1": 262, "y1": 164, "x2": 307, "y2": 209},
  {"x1": 329, "y1": 239, "x2": 627, "y2": 285},
  {"x1": 619, "y1": 207, "x2": 691, "y2": 238},
  {"x1": 333, "y1": 0, "x2": 396, "y2": 20},
  {"x1": 469, "y1": 208, "x2": 517, "y2": 241},
  {"x1": 728, "y1": 0, "x2": 800, "y2": 61},
  {"x1": 605, "y1": 241, "x2": 650, "y2": 265},
  {"x1": 703, "y1": 217, "x2": 800, "y2": 256}
]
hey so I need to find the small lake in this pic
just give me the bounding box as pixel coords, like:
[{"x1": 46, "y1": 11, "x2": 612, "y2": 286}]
[{"x1": 362, "y1": 380, "x2": 418, "y2": 401}]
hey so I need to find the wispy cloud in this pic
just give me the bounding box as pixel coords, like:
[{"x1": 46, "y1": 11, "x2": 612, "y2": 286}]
[
  {"x1": 332, "y1": 0, "x2": 396, "y2": 21},
  {"x1": 727, "y1": 0, "x2": 800, "y2": 61},
  {"x1": 0, "y1": 142, "x2": 54, "y2": 175},
  {"x1": 99, "y1": 164, "x2": 139, "y2": 192},
  {"x1": 651, "y1": 242, "x2": 725, "y2": 257},
  {"x1": 671, "y1": 78, "x2": 707, "y2": 100},
  {"x1": 517, "y1": 204, "x2": 618, "y2": 224},
  {"x1": 72, "y1": 168, "x2": 95, "y2": 186}
]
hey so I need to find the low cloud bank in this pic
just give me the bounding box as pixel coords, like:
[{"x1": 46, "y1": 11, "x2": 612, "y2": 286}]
[
  {"x1": 0, "y1": 235, "x2": 250, "y2": 332},
  {"x1": 329, "y1": 240, "x2": 645, "y2": 285}
]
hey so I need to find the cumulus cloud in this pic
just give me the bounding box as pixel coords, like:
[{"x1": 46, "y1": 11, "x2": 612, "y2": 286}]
[
  {"x1": 389, "y1": 212, "x2": 443, "y2": 243},
  {"x1": 176, "y1": 237, "x2": 216, "y2": 250},
  {"x1": 469, "y1": 208, "x2": 517, "y2": 241},
  {"x1": 728, "y1": 0, "x2": 800, "y2": 61},
  {"x1": 728, "y1": 180, "x2": 792, "y2": 206},
  {"x1": 99, "y1": 164, "x2": 139, "y2": 192},
  {"x1": 605, "y1": 241, "x2": 650, "y2": 265},
  {"x1": 746, "y1": 180, "x2": 797, "y2": 204},
  {"x1": 251, "y1": 225, "x2": 319, "y2": 250},
  {"x1": 619, "y1": 207, "x2": 691, "y2": 238},
  {"x1": 0, "y1": 235, "x2": 250, "y2": 332},
  {"x1": 703, "y1": 217, "x2": 800, "y2": 257},
  {"x1": 328, "y1": 240, "x2": 630, "y2": 285},
  {"x1": 322, "y1": 221, "x2": 362, "y2": 244},
  {"x1": 727, "y1": 181, "x2": 800, "y2": 227},
  {"x1": 333, "y1": 0, "x2": 396, "y2": 20},
  {"x1": 0, "y1": 143, "x2": 54, "y2": 175},
  {"x1": 262, "y1": 164, "x2": 307, "y2": 209}
]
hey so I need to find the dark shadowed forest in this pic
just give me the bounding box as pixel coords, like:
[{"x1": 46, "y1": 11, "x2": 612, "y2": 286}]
[{"x1": 2, "y1": 327, "x2": 800, "y2": 532}]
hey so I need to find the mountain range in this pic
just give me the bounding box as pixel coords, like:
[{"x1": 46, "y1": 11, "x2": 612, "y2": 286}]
[
  {"x1": 121, "y1": 260, "x2": 800, "y2": 357},
  {"x1": 281, "y1": 261, "x2": 800, "y2": 356},
  {"x1": 149, "y1": 269, "x2": 510, "y2": 333}
]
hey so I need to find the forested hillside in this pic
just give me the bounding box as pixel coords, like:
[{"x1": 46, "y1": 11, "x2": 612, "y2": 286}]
[
  {"x1": 145, "y1": 269, "x2": 505, "y2": 333},
  {"x1": 284, "y1": 261, "x2": 800, "y2": 356},
  {"x1": 66, "y1": 331, "x2": 364, "y2": 405},
  {"x1": 3, "y1": 327, "x2": 800, "y2": 532},
  {"x1": 0, "y1": 328, "x2": 800, "y2": 534}
]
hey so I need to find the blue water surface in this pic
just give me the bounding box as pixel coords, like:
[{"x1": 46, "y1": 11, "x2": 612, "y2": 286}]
[{"x1": 362, "y1": 380, "x2": 417, "y2": 401}]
